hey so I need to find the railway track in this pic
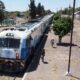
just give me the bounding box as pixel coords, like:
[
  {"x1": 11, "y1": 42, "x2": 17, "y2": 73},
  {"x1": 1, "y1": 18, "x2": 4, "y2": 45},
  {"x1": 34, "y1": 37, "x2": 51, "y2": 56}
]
[
  {"x1": 0, "y1": 68, "x2": 25, "y2": 80},
  {"x1": 0, "y1": 51, "x2": 34, "y2": 80},
  {"x1": 0, "y1": 76, "x2": 16, "y2": 80},
  {"x1": 0, "y1": 63, "x2": 30, "y2": 80},
  {"x1": 0, "y1": 69, "x2": 18, "y2": 80},
  {"x1": 0, "y1": 75, "x2": 24, "y2": 80}
]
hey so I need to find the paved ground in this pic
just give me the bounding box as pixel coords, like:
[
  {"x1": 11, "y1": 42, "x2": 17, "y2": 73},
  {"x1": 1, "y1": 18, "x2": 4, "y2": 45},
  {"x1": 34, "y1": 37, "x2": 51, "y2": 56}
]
[
  {"x1": 0, "y1": 20, "x2": 80, "y2": 80},
  {"x1": 23, "y1": 20, "x2": 80, "y2": 80}
]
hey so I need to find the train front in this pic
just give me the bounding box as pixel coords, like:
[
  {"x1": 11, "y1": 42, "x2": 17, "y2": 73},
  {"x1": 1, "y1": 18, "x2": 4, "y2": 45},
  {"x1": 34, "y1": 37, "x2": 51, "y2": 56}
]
[{"x1": 0, "y1": 30, "x2": 26, "y2": 71}]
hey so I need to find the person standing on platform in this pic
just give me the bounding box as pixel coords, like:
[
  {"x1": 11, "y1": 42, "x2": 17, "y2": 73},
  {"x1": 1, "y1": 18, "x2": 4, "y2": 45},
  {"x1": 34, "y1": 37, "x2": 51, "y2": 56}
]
[{"x1": 41, "y1": 49, "x2": 45, "y2": 63}]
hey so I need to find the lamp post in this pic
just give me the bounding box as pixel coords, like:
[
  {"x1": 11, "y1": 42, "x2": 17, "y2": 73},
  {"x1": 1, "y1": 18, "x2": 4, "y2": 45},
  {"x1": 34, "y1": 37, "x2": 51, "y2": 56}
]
[{"x1": 66, "y1": 0, "x2": 76, "y2": 75}]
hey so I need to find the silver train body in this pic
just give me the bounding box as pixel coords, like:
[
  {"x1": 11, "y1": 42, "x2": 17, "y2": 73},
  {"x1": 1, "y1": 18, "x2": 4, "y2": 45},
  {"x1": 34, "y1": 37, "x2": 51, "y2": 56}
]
[{"x1": 0, "y1": 14, "x2": 53, "y2": 67}]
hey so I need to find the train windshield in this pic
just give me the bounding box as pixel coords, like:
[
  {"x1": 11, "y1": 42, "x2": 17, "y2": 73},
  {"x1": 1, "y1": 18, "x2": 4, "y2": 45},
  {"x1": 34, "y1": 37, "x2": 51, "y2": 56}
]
[{"x1": 0, "y1": 38, "x2": 20, "y2": 48}]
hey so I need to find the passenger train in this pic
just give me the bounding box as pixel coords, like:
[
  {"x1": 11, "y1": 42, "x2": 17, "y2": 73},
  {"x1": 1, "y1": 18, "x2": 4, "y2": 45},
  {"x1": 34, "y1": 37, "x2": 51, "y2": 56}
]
[{"x1": 0, "y1": 14, "x2": 53, "y2": 70}]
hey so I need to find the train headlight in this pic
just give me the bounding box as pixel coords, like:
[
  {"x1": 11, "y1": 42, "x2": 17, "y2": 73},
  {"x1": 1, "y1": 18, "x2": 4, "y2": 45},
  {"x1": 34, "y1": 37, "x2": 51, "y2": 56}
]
[{"x1": 16, "y1": 53, "x2": 19, "y2": 59}]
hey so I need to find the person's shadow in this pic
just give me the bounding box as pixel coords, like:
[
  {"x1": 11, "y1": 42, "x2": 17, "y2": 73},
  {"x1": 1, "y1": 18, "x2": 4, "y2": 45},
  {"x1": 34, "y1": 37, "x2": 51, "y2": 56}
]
[
  {"x1": 43, "y1": 61, "x2": 48, "y2": 64},
  {"x1": 26, "y1": 27, "x2": 49, "y2": 72},
  {"x1": 41, "y1": 49, "x2": 48, "y2": 64}
]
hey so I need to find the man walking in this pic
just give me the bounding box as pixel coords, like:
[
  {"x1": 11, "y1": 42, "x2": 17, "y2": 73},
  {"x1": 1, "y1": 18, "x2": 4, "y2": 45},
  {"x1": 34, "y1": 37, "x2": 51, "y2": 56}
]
[
  {"x1": 50, "y1": 39, "x2": 54, "y2": 48},
  {"x1": 41, "y1": 49, "x2": 45, "y2": 63}
]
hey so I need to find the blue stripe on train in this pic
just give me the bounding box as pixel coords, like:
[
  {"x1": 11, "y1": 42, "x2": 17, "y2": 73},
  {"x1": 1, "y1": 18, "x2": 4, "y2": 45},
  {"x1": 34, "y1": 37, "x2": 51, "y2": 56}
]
[{"x1": 21, "y1": 48, "x2": 30, "y2": 60}]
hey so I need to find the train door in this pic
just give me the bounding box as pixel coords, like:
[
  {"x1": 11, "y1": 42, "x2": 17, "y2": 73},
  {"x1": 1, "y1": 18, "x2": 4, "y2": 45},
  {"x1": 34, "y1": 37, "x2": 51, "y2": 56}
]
[
  {"x1": 27, "y1": 35, "x2": 35, "y2": 56},
  {"x1": 21, "y1": 36, "x2": 32, "y2": 60},
  {"x1": 26, "y1": 36, "x2": 31, "y2": 50},
  {"x1": 26, "y1": 36, "x2": 33, "y2": 56}
]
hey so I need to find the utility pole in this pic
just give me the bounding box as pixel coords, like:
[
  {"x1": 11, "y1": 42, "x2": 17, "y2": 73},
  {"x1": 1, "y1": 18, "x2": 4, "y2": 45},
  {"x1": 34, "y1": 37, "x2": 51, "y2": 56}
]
[{"x1": 66, "y1": 0, "x2": 76, "y2": 75}]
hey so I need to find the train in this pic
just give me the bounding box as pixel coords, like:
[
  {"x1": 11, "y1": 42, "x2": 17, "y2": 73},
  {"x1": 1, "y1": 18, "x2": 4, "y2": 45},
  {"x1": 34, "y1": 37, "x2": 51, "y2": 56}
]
[{"x1": 0, "y1": 14, "x2": 53, "y2": 70}]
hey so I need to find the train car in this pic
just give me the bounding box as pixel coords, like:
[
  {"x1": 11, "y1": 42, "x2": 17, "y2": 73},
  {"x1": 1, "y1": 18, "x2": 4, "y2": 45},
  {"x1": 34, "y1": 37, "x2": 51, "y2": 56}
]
[
  {"x1": 30, "y1": 14, "x2": 53, "y2": 48},
  {"x1": 0, "y1": 14, "x2": 53, "y2": 71}
]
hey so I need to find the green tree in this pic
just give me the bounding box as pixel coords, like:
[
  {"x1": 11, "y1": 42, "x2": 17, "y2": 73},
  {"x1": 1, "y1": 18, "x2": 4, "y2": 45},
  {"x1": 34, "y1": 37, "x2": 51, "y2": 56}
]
[
  {"x1": 37, "y1": 3, "x2": 45, "y2": 17},
  {"x1": 53, "y1": 13, "x2": 61, "y2": 21},
  {"x1": 41, "y1": 5, "x2": 45, "y2": 16},
  {"x1": 29, "y1": 0, "x2": 36, "y2": 19},
  {"x1": 0, "y1": 0, "x2": 5, "y2": 24},
  {"x1": 52, "y1": 15, "x2": 72, "y2": 44},
  {"x1": 37, "y1": 3, "x2": 42, "y2": 17},
  {"x1": 24, "y1": 11, "x2": 29, "y2": 19},
  {"x1": 62, "y1": 8, "x2": 69, "y2": 14}
]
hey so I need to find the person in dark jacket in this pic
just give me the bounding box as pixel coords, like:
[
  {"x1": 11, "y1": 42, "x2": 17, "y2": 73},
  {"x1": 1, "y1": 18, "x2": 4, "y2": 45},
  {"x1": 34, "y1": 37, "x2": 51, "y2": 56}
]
[{"x1": 41, "y1": 49, "x2": 45, "y2": 62}]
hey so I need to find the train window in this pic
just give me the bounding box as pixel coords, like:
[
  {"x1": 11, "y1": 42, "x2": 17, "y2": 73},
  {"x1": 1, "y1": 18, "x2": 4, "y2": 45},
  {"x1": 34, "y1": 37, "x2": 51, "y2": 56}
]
[{"x1": 0, "y1": 38, "x2": 20, "y2": 48}]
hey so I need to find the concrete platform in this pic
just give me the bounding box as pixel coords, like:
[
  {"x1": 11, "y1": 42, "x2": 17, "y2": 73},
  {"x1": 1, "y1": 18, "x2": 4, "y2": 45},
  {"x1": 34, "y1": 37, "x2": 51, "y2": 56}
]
[{"x1": 23, "y1": 20, "x2": 80, "y2": 80}]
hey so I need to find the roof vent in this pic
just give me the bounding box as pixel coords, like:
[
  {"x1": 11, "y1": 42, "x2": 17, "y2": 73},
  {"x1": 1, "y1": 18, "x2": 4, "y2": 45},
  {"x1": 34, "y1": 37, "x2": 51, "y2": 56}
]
[{"x1": 6, "y1": 33, "x2": 14, "y2": 37}]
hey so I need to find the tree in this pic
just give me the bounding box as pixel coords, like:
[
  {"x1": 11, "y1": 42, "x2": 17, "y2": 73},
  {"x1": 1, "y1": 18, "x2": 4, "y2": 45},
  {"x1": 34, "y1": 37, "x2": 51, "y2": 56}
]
[
  {"x1": 62, "y1": 8, "x2": 69, "y2": 14},
  {"x1": 53, "y1": 13, "x2": 61, "y2": 21},
  {"x1": 41, "y1": 5, "x2": 45, "y2": 16},
  {"x1": 37, "y1": 3, "x2": 45, "y2": 17},
  {"x1": 52, "y1": 14, "x2": 72, "y2": 44},
  {"x1": 0, "y1": 0, "x2": 5, "y2": 24},
  {"x1": 37, "y1": 3, "x2": 42, "y2": 17},
  {"x1": 29, "y1": 0, "x2": 36, "y2": 19},
  {"x1": 24, "y1": 11, "x2": 29, "y2": 19},
  {"x1": 16, "y1": 11, "x2": 21, "y2": 17}
]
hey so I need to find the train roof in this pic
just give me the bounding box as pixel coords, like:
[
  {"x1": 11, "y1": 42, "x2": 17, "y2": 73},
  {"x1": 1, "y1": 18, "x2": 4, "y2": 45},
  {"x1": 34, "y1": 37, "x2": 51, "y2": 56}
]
[
  {"x1": 0, "y1": 21, "x2": 40, "y2": 39},
  {"x1": 14, "y1": 14, "x2": 52, "y2": 31},
  {"x1": 0, "y1": 14, "x2": 53, "y2": 39},
  {"x1": 41, "y1": 14, "x2": 53, "y2": 22},
  {"x1": 0, "y1": 30, "x2": 31, "y2": 39},
  {"x1": 15, "y1": 20, "x2": 39, "y2": 31}
]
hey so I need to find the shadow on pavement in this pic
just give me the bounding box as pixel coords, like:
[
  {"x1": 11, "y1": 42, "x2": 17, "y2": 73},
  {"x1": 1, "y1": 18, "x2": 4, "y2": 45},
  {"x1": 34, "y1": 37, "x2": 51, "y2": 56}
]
[
  {"x1": 57, "y1": 42, "x2": 78, "y2": 47},
  {"x1": 42, "y1": 61, "x2": 48, "y2": 64},
  {"x1": 26, "y1": 28, "x2": 49, "y2": 72},
  {"x1": 70, "y1": 74, "x2": 80, "y2": 80}
]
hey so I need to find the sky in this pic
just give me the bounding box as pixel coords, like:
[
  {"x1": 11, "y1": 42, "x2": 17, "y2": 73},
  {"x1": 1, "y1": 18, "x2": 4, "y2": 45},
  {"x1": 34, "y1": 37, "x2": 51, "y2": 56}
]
[{"x1": 1, "y1": 0, "x2": 80, "y2": 12}]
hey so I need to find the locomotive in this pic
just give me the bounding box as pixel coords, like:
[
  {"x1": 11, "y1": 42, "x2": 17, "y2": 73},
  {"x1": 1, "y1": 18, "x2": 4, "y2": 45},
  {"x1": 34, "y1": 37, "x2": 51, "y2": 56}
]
[{"x1": 0, "y1": 14, "x2": 53, "y2": 71}]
